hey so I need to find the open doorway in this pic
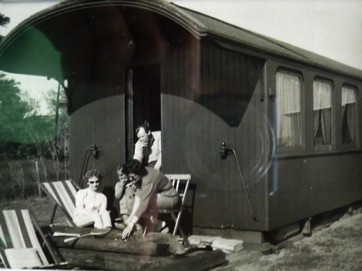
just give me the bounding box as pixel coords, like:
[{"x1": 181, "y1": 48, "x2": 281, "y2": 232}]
[{"x1": 125, "y1": 64, "x2": 161, "y2": 160}]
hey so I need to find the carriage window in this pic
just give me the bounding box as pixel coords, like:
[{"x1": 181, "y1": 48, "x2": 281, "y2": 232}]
[
  {"x1": 313, "y1": 80, "x2": 333, "y2": 146},
  {"x1": 276, "y1": 71, "x2": 303, "y2": 148},
  {"x1": 341, "y1": 85, "x2": 357, "y2": 144}
]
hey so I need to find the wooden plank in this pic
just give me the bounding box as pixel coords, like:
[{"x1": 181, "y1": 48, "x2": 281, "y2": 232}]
[
  {"x1": 140, "y1": 250, "x2": 226, "y2": 271},
  {"x1": 48, "y1": 226, "x2": 169, "y2": 256},
  {"x1": 59, "y1": 247, "x2": 175, "y2": 271},
  {"x1": 47, "y1": 227, "x2": 225, "y2": 270},
  {"x1": 211, "y1": 238, "x2": 243, "y2": 253},
  {"x1": 188, "y1": 235, "x2": 222, "y2": 246},
  {"x1": 55, "y1": 236, "x2": 168, "y2": 256},
  {"x1": 60, "y1": 247, "x2": 225, "y2": 271},
  {"x1": 188, "y1": 235, "x2": 243, "y2": 253},
  {"x1": 192, "y1": 228, "x2": 264, "y2": 244}
]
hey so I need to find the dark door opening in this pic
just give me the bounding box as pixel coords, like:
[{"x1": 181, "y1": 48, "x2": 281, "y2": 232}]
[{"x1": 125, "y1": 64, "x2": 161, "y2": 160}]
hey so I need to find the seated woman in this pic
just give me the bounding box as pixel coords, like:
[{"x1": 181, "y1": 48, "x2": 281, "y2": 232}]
[
  {"x1": 73, "y1": 169, "x2": 112, "y2": 228},
  {"x1": 121, "y1": 160, "x2": 180, "y2": 239}
]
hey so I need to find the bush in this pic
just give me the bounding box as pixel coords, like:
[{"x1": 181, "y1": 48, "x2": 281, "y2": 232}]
[{"x1": 0, "y1": 158, "x2": 70, "y2": 201}]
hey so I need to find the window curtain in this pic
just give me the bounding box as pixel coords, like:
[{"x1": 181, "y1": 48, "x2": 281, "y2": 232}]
[
  {"x1": 313, "y1": 81, "x2": 332, "y2": 145},
  {"x1": 276, "y1": 72, "x2": 302, "y2": 147},
  {"x1": 342, "y1": 86, "x2": 357, "y2": 144}
]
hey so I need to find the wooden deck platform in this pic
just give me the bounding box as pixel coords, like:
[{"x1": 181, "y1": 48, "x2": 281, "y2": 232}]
[{"x1": 44, "y1": 226, "x2": 226, "y2": 270}]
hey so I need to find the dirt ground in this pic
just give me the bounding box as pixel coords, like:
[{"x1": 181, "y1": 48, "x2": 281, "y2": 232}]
[
  {"x1": 213, "y1": 204, "x2": 362, "y2": 271},
  {"x1": 1, "y1": 196, "x2": 362, "y2": 271}
]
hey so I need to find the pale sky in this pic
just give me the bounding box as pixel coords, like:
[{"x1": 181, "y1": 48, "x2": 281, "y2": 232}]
[
  {"x1": 176, "y1": 0, "x2": 362, "y2": 71},
  {"x1": 1, "y1": 0, "x2": 362, "y2": 114}
]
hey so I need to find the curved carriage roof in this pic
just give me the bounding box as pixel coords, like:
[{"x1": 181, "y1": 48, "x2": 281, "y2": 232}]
[{"x1": 0, "y1": 0, "x2": 361, "y2": 80}]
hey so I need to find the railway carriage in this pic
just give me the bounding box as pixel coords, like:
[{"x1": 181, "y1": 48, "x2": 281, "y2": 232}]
[{"x1": 1, "y1": 0, "x2": 362, "y2": 241}]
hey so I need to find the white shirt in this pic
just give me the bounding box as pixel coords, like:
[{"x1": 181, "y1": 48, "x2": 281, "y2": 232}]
[
  {"x1": 74, "y1": 188, "x2": 107, "y2": 215},
  {"x1": 133, "y1": 131, "x2": 162, "y2": 170}
]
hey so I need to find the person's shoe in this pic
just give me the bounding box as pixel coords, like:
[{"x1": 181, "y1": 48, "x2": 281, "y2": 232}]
[
  {"x1": 155, "y1": 220, "x2": 169, "y2": 233},
  {"x1": 160, "y1": 223, "x2": 170, "y2": 234}
]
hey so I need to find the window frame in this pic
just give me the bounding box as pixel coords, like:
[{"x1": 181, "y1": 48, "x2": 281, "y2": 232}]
[
  {"x1": 341, "y1": 84, "x2": 358, "y2": 147},
  {"x1": 313, "y1": 78, "x2": 334, "y2": 151},
  {"x1": 275, "y1": 69, "x2": 304, "y2": 152}
]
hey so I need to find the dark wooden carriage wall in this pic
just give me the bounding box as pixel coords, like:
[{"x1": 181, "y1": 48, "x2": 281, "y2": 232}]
[{"x1": 1, "y1": 0, "x2": 362, "y2": 238}]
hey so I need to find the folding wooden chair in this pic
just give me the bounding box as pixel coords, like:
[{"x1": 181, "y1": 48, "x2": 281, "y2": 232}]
[
  {"x1": 41, "y1": 180, "x2": 93, "y2": 227},
  {"x1": 0, "y1": 209, "x2": 69, "y2": 269},
  {"x1": 161, "y1": 174, "x2": 191, "y2": 236}
]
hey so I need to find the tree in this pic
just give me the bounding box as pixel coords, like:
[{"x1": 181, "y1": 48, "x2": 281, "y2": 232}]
[
  {"x1": 0, "y1": 73, "x2": 31, "y2": 149},
  {"x1": 0, "y1": 13, "x2": 10, "y2": 42},
  {"x1": 0, "y1": 13, "x2": 70, "y2": 196},
  {"x1": 0, "y1": 14, "x2": 10, "y2": 26}
]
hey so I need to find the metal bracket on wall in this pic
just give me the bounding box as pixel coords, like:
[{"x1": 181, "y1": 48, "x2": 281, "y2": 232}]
[
  {"x1": 78, "y1": 144, "x2": 100, "y2": 187},
  {"x1": 219, "y1": 142, "x2": 258, "y2": 222}
]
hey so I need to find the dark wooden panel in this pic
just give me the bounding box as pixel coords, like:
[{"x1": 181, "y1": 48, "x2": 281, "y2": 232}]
[
  {"x1": 269, "y1": 152, "x2": 362, "y2": 230},
  {"x1": 161, "y1": 94, "x2": 268, "y2": 230},
  {"x1": 161, "y1": 39, "x2": 268, "y2": 230},
  {"x1": 69, "y1": 95, "x2": 125, "y2": 217}
]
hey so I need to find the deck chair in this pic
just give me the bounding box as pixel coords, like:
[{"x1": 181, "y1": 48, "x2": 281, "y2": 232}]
[
  {"x1": 0, "y1": 209, "x2": 69, "y2": 269},
  {"x1": 41, "y1": 180, "x2": 93, "y2": 227},
  {"x1": 161, "y1": 174, "x2": 191, "y2": 236}
]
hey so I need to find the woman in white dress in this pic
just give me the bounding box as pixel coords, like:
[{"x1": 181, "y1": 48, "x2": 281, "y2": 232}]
[{"x1": 72, "y1": 169, "x2": 112, "y2": 228}]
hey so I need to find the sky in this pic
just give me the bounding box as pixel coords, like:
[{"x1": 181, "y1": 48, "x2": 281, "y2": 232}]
[
  {"x1": 177, "y1": 0, "x2": 362, "y2": 71},
  {"x1": 1, "y1": 0, "x2": 362, "y2": 113}
]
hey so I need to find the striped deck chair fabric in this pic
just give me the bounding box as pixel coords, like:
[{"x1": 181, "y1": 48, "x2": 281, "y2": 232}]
[
  {"x1": 0, "y1": 209, "x2": 59, "y2": 269},
  {"x1": 42, "y1": 180, "x2": 93, "y2": 227}
]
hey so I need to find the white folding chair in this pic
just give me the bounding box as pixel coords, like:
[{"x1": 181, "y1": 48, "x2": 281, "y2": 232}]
[{"x1": 161, "y1": 174, "x2": 191, "y2": 236}]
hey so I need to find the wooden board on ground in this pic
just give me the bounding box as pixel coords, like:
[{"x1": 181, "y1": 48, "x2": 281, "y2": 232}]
[
  {"x1": 188, "y1": 235, "x2": 244, "y2": 253},
  {"x1": 211, "y1": 238, "x2": 244, "y2": 253},
  {"x1": 45, "y1": 226, "x2": 226, "y2": 270},
  {"x1": 58, "y1": 248, "x2": 225, "y2": 271}
]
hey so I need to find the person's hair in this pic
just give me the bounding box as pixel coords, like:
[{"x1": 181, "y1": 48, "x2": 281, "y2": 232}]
[
  {"x1": 135, "y1": 121, "x2": 150, "y2": 135},
  {"x1": 116, "y1": 164, "x2": 129, "y2": 175},
  {"x1": 125, "y1": 159, "x2": 147, "y2": 176},
  {"x1": 82, "y1": 169, "x2": 102, "y2": 185}
]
